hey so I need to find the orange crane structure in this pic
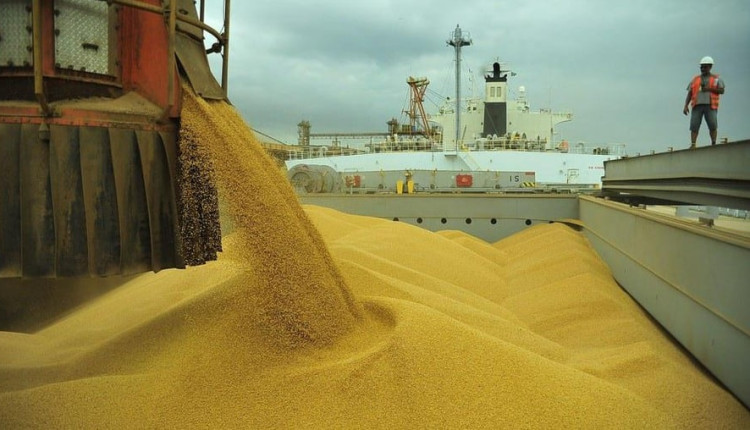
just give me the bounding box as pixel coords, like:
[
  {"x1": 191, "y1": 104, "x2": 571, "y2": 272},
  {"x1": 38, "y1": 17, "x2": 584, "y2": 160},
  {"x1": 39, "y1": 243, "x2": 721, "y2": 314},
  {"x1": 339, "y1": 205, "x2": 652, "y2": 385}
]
[{"x1": 405, "y1": 76, "x2": 432, "y2": 139}]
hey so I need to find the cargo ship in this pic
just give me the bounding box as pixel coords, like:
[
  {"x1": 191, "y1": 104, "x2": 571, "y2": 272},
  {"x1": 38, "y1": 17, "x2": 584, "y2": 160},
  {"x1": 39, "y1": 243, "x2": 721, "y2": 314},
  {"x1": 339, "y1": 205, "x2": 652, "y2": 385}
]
[{"x1": 285, "y1": 25, "x2": 624, "y2": 194}]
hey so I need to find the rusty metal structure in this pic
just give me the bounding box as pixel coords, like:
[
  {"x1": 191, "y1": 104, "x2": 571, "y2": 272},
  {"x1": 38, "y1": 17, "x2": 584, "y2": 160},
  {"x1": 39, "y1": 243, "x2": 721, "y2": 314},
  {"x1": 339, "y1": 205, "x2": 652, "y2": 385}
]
[
  {"x1": 404, "y1": 76, "x2": 431, "y2": 140},
  {"x1": 0, "y1": 0, "x2": 229, "y2": 277}
]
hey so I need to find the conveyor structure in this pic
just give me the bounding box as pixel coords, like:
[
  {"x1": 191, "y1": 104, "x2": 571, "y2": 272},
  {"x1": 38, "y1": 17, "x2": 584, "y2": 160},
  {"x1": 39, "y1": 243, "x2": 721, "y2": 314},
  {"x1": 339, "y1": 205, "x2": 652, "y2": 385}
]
[{"x1": 0, "y1": 0, "x2": 230, "y2": 278}]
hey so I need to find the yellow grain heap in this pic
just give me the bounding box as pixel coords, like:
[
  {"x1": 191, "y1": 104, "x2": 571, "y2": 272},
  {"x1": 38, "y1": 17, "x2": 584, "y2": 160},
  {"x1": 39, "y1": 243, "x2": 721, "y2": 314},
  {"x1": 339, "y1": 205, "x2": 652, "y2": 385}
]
[{"x1": 0, "y1": 91, "x2": 748, "y2": 428}]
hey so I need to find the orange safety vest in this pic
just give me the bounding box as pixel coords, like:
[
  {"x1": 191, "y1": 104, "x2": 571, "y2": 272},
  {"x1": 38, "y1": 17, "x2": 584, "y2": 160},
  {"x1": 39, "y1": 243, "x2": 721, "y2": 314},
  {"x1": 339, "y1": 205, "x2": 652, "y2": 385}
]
[{"x1": 690, "y1": 74, "x2": 720, "y2": 109}]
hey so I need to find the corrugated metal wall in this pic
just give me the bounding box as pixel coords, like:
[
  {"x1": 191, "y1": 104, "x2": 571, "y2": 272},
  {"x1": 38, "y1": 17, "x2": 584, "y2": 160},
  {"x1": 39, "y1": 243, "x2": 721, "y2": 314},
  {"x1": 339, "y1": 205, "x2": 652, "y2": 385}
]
[{"x1": 0, "y1": 122, "x2": 183, "y2": 277}]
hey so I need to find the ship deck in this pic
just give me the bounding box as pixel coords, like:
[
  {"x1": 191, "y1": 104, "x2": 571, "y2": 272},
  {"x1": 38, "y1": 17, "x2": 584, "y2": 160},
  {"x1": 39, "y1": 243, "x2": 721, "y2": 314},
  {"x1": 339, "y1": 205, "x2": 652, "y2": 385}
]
[{"x1": 296, "y1": 139, "x2": 750, "y2": 408}]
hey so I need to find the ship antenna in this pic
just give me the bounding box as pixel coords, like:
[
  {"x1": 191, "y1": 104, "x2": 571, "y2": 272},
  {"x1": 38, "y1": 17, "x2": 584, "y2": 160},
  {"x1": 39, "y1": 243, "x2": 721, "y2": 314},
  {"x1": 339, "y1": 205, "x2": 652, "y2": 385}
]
[{"x1": 447, "y1": 25, "x2": 472, "y2": 149}]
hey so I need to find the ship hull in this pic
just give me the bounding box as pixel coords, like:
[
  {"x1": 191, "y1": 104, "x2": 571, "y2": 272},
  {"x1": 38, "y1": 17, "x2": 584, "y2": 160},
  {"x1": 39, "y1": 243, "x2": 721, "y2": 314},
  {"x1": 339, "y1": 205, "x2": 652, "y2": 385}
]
[{"x1": 286, "y1": 150, "x2": 614, "y2": 193}]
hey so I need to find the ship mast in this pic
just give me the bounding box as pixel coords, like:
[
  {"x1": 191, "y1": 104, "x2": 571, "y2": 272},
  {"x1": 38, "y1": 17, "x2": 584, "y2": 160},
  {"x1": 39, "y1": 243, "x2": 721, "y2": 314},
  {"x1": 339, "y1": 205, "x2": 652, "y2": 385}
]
[{"x1": 447, "y1": 25, "x2": 471, "y2": 148}]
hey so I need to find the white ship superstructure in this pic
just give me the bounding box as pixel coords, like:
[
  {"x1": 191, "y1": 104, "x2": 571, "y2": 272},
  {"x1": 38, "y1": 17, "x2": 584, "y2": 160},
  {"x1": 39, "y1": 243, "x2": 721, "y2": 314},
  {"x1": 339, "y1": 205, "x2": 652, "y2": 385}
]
[{"x1": 431, "y1": 68, "x2": 574, "y2": 151}]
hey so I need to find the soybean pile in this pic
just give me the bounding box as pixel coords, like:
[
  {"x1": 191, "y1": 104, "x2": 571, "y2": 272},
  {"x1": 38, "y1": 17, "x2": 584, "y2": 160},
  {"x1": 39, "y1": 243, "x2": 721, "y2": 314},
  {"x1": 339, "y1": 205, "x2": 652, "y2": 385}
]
[{"x1": 0, "y1": 90, "x2": 748, "y2": 428}]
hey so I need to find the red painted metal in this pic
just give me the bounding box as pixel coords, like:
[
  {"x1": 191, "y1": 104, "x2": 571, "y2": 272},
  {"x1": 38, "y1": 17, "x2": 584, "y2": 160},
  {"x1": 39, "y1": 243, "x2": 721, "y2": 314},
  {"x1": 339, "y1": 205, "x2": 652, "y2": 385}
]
[
  {"x1": 456, "y1": 174, "x2": 473, "y2": 187},
  {"x1": 345, "y1": 175, "x2": 362, "y2": 188},
  {"x1": 0, "y1": 0, "x2": 182, "y2": 124},
  {"x1": 119, "y1": 1, "x2": 181, "y2": 118}
]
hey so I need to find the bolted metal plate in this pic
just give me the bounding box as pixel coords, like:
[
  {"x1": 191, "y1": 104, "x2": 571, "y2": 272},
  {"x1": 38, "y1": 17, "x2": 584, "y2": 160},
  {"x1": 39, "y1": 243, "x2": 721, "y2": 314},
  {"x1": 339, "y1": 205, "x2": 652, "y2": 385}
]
[
  {"x1": 54, "y1": 0, "x2": 110, "y2": 74},
  {"x1": 0, "y1": 0, "x2": 33, "y2": 67}
]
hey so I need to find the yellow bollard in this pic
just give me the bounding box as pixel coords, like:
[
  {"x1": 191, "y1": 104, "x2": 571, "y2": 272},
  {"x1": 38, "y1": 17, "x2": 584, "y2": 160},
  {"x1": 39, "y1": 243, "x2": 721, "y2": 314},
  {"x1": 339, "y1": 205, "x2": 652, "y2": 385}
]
[{"x1": 396, "y1": 180, "x2": 404, "y2": 194}]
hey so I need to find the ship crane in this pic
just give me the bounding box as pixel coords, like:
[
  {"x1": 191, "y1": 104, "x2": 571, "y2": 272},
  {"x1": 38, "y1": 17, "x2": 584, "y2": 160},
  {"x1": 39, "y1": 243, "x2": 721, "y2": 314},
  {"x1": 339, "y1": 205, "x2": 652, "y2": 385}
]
[{"x1": 405, "y1": 76, "x2": 432, "y2": 140}]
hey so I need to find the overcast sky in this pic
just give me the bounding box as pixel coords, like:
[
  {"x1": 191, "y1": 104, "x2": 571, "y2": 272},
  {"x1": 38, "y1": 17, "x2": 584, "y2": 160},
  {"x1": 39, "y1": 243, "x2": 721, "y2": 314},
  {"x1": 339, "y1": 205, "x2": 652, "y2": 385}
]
[{"x1": 202, "y1": 0, "x2": 749, "y2": 155}]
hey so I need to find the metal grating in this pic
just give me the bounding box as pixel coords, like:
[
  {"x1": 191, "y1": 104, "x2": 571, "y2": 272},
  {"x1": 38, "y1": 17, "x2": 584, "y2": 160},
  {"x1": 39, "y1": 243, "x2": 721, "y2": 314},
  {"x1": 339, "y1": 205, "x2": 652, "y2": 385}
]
[
  {"x1": 0, "y1": 1, "x2": 33, "y2": 67},
  {"x1": 55, "y1": 0, "x2": 110, "y2": 74}
]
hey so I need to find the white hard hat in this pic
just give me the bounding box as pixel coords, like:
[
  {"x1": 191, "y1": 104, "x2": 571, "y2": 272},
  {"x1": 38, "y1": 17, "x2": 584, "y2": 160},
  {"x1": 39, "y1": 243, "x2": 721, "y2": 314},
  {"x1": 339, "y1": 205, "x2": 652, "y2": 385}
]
[{"x1": 700, "y1": 56, "x2": 714, "y2": 65}]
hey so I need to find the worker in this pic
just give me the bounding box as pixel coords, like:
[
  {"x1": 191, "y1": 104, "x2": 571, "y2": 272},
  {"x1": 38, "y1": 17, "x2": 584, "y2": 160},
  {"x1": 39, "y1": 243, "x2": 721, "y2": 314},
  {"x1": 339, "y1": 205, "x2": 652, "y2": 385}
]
[{"x1": 683, "y1": 56, "x2": 725, "y2": 148}]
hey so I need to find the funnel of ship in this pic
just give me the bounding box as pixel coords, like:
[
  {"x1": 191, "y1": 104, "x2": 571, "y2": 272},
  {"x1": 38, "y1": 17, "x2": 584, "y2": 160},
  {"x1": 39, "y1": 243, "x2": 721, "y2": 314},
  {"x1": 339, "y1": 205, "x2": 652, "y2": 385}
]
[{"x1": 0, "y1": 0, "x2": 229, "y2": 277}]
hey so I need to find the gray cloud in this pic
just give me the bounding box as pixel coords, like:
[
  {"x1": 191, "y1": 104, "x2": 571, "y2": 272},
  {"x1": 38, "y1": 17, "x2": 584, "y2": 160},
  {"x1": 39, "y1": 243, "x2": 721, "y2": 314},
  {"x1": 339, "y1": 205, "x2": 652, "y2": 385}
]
[{"x1": 203, "y1": 0, "x2": 750, "y2": 154}]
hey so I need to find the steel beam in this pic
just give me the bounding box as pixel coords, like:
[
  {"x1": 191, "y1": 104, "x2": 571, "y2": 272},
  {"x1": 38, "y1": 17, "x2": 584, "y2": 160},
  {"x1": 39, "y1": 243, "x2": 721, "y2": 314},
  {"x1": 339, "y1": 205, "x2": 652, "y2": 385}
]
[{"x1": 602, "y1": 140, "x2": 750, "y2": 210}]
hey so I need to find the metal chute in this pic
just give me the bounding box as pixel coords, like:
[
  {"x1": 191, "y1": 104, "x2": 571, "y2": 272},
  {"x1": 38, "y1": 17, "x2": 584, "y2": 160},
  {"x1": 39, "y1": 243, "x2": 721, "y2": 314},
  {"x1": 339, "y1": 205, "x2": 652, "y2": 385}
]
[{"x1": 174, "y1": 0, "x2": 227, "y2": 100}]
